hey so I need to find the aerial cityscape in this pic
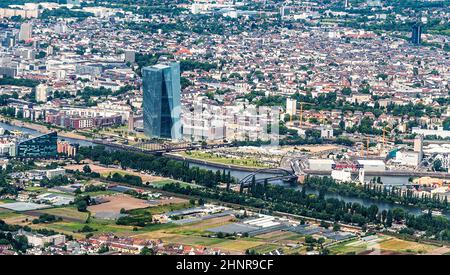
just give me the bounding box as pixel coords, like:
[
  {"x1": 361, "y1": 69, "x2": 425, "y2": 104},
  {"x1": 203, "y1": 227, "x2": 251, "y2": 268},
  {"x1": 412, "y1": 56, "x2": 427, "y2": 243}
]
[{"x1": 0, "y1": 0, "x2": 449, "y2": 258}]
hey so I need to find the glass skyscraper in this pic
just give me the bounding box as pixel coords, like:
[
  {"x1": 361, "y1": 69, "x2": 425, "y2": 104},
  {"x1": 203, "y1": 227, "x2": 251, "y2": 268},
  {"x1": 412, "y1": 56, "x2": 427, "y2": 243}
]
[
  {"x1": 142, "y1": 62, "x2": 182, "y2": 140},
  {"x1": 411, "y1": 24, "x2": 422, "y2": 45},
  {"x1": 15, "y1": 132, "x2": 58, "y2": 158}
]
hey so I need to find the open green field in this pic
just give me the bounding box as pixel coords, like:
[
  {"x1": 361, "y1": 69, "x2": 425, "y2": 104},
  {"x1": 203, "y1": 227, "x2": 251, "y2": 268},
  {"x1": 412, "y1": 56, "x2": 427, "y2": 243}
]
[
  {"x1": 24, "y1": 186, "x2": 46, "y2": 192},
  {"x1": 31, "y1": 217, "x2": 178, "y2": 239},
  {"x1": 149, "y1": 179, "x2": 195, "y2": 188},
  {"x1": 328, "y1": 235, "x2": 439, "y2": 255},
  {"x1": 178, "y1": 151, "x2": 273, "y2": 168},
  {"x1": 0, "y1": 209, "x2": 20, "y2": 220},
  {"x1": 128, "y1": 202, "x2": 192, "y2": 216},
  {"x1": 35, "y1": 206, "x2": 90, "y2": 222},
  {"x1": 131, "y1": 215, "x2": 306, "y2": 254}
]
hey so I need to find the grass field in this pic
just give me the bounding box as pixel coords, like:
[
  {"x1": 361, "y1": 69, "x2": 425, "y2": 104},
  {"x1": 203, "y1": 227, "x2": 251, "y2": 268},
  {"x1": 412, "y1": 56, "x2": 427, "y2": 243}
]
[
  {"x1": 0, "y1": 209, "x2": 20, "y2": 220},
  {"x1": 24, "y1": 186, "x2": 46, "y2": 192},
  {"x1": 149, "y1": 180, "x2": 195, "y2": 188},
  {"x1": 31, "y1": 217, "x2": 178, "y2": 239},
  {"x1": 328, "y1": 235, "x2": 440, "y2": 255},
  {"x1": 378, "y1": 237, "x2": 436, "y2": 254},
  {"x1": 128, "y1": 202, "x2": 192, "y2": 216},
  {"x1": 178, "y1": 151, "x2": 272, "y2": 168},
  {"x1": 35, "y1": 206, "x2": 90, "y2": 222}
]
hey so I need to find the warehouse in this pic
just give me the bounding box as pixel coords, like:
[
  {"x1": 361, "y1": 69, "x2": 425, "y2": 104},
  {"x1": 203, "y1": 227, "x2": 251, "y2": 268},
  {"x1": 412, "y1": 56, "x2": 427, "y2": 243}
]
[
  {"x1": 307, "y1": 159, "x2": 335, "y2": 171},
  {"x1": 356, "y1": 159, "x2": 386, "y2": 172}
]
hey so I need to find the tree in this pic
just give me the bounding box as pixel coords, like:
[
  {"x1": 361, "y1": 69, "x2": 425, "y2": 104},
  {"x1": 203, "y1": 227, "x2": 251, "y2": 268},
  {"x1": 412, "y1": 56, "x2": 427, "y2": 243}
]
[
  {"x1": 386, "y1": 210, "x2": 393, "y2": 227},
  {"x1": 83, "y1": 165, "x2": 92, "y2": 174},
  {"x1": 97, "y1": 244, "x2": 109, "y2": 254},
  {"x1": 76, "y1": 200, "x2": 88, "y2": 212},
  {"x1": 140, "y1": 246, "x2": 155, "y2": 255},
  {"x1": 332, "y1": 222, "x2": 341, "y2": 232},
  {"x1": 392, "y1": 208, "x2": 406, "y2": 223},
  {"x1": 341, "y1": 87, "x2": 352, "y2": 95},
  {"x1": 444, "y1": 117, "x2": 450, "y2": 131}
]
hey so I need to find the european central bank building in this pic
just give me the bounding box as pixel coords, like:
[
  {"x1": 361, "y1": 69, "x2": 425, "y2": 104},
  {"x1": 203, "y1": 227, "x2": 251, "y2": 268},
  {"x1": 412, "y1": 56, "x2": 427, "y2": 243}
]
[{"x1": 142, "y1": 62, "x2": 182, "y2": 140}]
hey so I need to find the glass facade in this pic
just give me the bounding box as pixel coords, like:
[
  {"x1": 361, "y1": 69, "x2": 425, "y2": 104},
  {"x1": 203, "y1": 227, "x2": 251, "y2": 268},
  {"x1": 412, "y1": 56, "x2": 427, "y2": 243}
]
[
  {"x1": 16, "y1": 132, "x2": 58, "y2": 158},
  {"x1": 142, "y1": 62, "x2": 182, "y2": 140},
  {"x1": 411, "y1": 25, "x2": 422, "y2": 45}
]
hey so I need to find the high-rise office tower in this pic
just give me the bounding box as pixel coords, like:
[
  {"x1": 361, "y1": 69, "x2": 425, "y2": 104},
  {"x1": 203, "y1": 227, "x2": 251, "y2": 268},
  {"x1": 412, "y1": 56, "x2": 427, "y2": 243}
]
[
  {"x1": 414, "y1": 134, "x2": 423, "y2": 161},
  {"x1": 286, "y1": 98, "x2": 297, "y2": 116},
  {"x1": 344, "y1": 0, "x2": 349, "y2": 8},
  {"x1": 411, "y1": 24, "x2": 422, "y2": 45},
  {"x1": 35, "y1": 84, "x2": 48, "y2": 103},
  {"x1": 18, "y1": 23, "x2": 33, "y2": 41},
  {"x1": 142, "y1": 62, "x2": 182, "y2": 140},
  {"x1": 124, "y1": 50, "x2": 136, "y2": 63}
]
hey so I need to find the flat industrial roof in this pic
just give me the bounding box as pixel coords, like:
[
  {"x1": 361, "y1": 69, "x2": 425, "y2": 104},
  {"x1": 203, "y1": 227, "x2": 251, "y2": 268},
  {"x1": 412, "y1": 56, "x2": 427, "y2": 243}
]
[{"x1": 0, "y1": 202, "x2": 50, "y2": 211}]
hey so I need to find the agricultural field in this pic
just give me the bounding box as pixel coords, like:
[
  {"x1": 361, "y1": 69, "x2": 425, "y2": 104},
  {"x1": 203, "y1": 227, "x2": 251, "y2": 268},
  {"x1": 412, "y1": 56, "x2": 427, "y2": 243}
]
[
  {"x1": 328, "y1": 235, "x2": 441, "y2": 255},
  {"x1": 131, "y1": 215, "x2": 311, "y2": 255},
  {"x1": 32, "y1": 206, "x2": 90, "y2": 223},
  {"x1": 87, "y1": 194, "x2": 188, "y2": 215}
]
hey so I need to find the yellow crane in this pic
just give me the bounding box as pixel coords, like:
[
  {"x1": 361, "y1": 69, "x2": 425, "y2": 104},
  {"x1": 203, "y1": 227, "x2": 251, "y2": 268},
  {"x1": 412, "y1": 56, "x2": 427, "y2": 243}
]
[
  {"x1": 381, "y1": 128, "x2": 390, "y2": 154},
  {"x1": 299, "y1": 102, "x2": 304, "y2": 128},
  {"x1": 366, "y1": 138, "x2": 370, "y2": 156}
]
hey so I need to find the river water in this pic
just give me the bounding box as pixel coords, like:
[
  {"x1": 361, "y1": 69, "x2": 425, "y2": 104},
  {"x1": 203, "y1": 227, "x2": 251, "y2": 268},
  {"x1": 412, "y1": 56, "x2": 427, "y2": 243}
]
[
  {"x1": 188, "y1": 162, "x2": 447, "y2": 218},
  {"x1": 1, "y1": 122, "x2": 445, "y2": 218}
]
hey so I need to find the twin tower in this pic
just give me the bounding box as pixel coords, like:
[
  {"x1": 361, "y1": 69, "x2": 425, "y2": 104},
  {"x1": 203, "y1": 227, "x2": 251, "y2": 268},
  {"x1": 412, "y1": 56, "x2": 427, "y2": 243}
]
[{"x1": 142, "y1": 62, "x2": 182, "y2": 140}]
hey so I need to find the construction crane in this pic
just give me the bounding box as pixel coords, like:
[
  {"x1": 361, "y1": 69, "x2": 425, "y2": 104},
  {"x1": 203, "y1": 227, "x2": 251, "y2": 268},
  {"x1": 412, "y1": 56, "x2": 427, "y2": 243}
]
[
  {"x1": 299, "y1": 102, "x2": 304, "y2": 128},
  {"x1": 381, "y1": 128, "x2": 389, "y2": 154},
  {"x1": 366, "y1": 138, "x2": 370, "y2": 156}
]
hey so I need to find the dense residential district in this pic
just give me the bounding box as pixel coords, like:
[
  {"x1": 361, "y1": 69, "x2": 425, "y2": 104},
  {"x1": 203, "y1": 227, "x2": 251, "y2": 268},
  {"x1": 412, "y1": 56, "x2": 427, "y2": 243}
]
[{"x1": 0, "y1": 0, "x2": 449, "y2": 256}]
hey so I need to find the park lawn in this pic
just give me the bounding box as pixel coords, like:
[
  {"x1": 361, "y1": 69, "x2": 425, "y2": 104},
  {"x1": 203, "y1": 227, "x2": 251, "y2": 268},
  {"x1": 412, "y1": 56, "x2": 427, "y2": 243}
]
[
  {"x1": 149, "y1": 180, "x2": 195, "y2": 188},
  {"x1": 36, "y1": 206, "x2": 90, "y2": 222},
  {"x1": 179, "y1": 151, "x2": 272, "y2": 169}
]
